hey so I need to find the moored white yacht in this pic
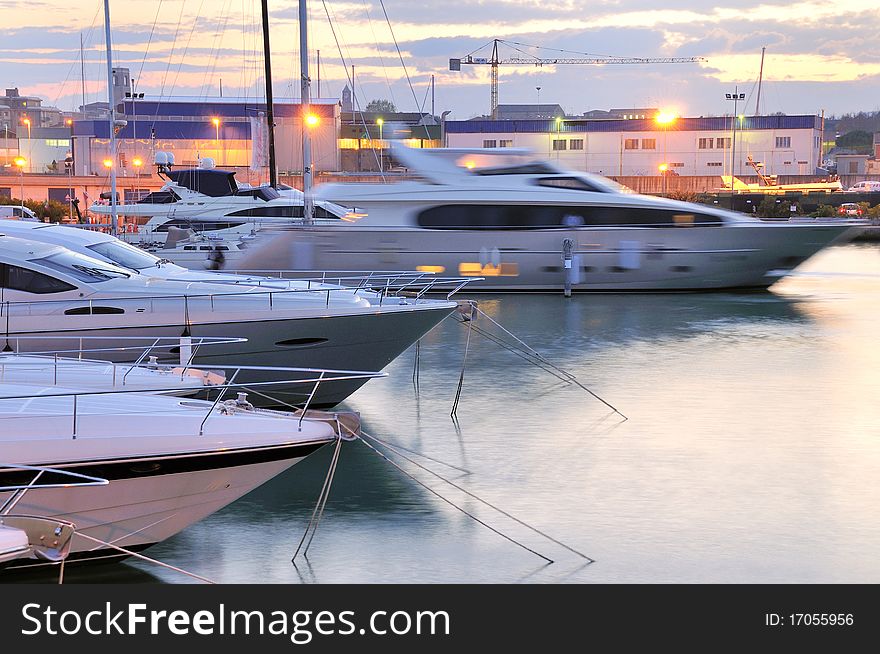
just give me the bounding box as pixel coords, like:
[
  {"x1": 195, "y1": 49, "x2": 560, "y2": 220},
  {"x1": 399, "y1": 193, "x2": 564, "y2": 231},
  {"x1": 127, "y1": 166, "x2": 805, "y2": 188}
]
[
  {"x1": 0, "y1": 367, "x2": 370, "y2": 567},
  {"x1": 89, "y1": 155, "x2": 352, "y2": 251},
  {"x1": 0, "y1": 234, "x2": 461, "y2": 405},
  {"x1": 239, "y1": 145, "x2": 858, "y2": 292}
]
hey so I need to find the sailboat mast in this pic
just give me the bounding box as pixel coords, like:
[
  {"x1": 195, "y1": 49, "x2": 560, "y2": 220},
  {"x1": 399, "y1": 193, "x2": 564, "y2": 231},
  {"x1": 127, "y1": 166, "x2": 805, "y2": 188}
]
[
  {"x1": 755, "y1": 46, "x2": 765, "y2": 115},
  {"x1": 260, "y1": 0, "x2": 278, "y2": 188},
  {"x1": 102, "y1": 0, "x2": 118, "y2": 236},
  {"x1": 299, "y1": 0, "x2": 314, "y2": 224}
]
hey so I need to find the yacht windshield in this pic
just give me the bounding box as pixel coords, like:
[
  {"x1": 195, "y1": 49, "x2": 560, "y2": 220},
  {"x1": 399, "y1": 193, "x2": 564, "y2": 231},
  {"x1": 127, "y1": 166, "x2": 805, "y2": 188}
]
[
  {"x1": 86, "y1": 240, "x2": 164, "y2": 271},
  {"x1": 33, "y1": 251, "x2": 132, "y2": 283}
]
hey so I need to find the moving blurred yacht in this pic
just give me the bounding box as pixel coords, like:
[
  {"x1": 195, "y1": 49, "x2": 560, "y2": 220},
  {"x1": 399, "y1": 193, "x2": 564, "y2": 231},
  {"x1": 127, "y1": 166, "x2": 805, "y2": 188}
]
[{"x1": 240, "y1": 145, "x2": 858, "y2": 292}]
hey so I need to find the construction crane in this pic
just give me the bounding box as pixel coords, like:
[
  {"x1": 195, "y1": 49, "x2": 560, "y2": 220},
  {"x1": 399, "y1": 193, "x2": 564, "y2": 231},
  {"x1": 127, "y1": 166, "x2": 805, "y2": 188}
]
[{"x1": 450, "y1": 39, "x2": 707, "y2": 118}]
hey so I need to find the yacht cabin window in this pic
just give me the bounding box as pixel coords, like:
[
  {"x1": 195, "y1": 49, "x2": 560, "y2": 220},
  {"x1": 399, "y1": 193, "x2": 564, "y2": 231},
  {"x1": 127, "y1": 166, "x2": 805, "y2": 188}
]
[
  {"x1": 87, "y1": 241, "x2": 163, "y2": 271},
  {"x1": 536, "y1": 177, "x2": 608, "y2": 192},
  {"x1": 0, "y1": 263, "x2": 76, "y2": 294},
  {"x1": 416, "y1": 204, "x2": 723, "y2": 229},
  {"x1": 32, "y1": 251, "x2": 132, "y2": 283}
]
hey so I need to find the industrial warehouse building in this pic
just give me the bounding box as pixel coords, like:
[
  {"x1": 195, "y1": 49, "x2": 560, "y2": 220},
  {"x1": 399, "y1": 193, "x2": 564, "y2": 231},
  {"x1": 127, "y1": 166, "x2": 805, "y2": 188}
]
[
  {"x1": 443, "y1": 114, "x2": 825, "y2": 179},
  {"x1": 71, "y1": 95, "x2": 342, "y2": 180}
]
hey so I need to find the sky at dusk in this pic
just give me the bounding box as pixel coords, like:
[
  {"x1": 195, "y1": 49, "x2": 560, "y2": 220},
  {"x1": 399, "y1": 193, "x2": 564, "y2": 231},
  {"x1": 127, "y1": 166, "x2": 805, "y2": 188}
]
[{"x1": 1, "y1": 0, "x2": 878, "y2": 120}]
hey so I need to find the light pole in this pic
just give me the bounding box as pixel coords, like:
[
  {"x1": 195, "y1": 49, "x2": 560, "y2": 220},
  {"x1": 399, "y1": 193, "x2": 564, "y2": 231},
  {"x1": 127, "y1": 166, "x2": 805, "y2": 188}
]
[
  {"x1": 22, "y1": 117, "x2": 31, "y2": 172},
  {"x1": 211, "y1": 117, "x2": 220, "y2": 163},
  {"x1": 376, "y1": 118, "x2": 384, "y2": 173},
  {"x1": 132, "y1": 156, "x2": 143, "y2": 201},
  {"x1": 725, "y1": 88, "x2": 745, "y2": 209},
  {"x1": 14, "y1": 156, "x2": 26, "y2": 211},
  {"x1": 555, "y1": 116, "x2": 562, "y2": 160},
  {"x1": 655, "y1": 112, "x2": 676, "y2": 195}
]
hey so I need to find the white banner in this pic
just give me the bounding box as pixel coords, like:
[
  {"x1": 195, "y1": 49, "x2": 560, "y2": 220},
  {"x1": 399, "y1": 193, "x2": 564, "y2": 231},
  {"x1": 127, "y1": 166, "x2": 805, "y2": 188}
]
[{"x1": 250, "y1": 115, "x2": 268, "y2": 172}]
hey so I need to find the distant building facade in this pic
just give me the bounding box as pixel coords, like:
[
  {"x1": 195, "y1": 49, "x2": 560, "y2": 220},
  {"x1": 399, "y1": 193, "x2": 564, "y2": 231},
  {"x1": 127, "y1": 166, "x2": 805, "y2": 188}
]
[
  {"x1": 445, "y1": 114, "x2": 824, "y2": 177},
  {"x1": 72, "y1": 95, "x2": 341, "y2": 178}
]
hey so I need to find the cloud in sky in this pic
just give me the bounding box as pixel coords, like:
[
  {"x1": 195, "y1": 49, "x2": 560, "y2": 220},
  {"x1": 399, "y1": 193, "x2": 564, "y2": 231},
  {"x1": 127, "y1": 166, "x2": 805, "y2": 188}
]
[{"x1": 1, "y1": 0, "x2": 877, "y2": 119}]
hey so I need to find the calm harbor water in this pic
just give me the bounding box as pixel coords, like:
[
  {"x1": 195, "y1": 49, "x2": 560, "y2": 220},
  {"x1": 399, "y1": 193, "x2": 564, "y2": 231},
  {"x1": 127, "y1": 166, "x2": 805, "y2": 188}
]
[{"x1": 45, "y1": 243, "x2": 880, "y2": 583}]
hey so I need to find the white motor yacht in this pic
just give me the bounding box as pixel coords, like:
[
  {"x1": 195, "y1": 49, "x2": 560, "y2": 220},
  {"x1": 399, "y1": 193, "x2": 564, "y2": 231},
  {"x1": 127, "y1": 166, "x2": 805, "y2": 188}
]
[
  {"x1": 89, "y1": 155, "x2": 352, "y2": 249},
  {"x1": 0, "y1": 235, "x2": 460, "y2": 406},
  {"x1": 240, "y1": 145, "x2": 858, "y2": 292},
  {"x1": 0, "y1": 369, "x2": 368, "y2": 567}
]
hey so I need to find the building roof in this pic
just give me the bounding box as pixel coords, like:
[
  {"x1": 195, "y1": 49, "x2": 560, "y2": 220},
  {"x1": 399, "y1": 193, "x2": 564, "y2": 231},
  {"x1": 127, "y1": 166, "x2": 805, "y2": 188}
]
[{"x1": 446, "y1": 114, "x2": 822, "y2": 134}]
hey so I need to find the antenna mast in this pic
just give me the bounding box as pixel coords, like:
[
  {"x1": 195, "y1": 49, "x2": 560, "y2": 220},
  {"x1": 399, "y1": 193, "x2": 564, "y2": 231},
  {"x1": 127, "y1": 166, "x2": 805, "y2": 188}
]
[{"x1": 260, "y1": 0, "x2": 278, "y2": 188}]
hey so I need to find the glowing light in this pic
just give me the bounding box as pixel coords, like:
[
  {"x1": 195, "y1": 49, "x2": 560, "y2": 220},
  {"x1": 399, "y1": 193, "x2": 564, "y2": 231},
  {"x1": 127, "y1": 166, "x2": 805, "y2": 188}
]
[
  {"x1": 65, "y1": 119, "x2": 73, "y2": 126},
  {"x1": 132, "y1": 157, "x2": 143, "y2": 167},
  {"x1": 103, "y1": 158, "x2": 113, "y2": 169},
  {"x1": 211, "y1": 117, "x2": 220, "y2": 127},
  {"x1": 659, "y1": 163, "x2": 668, "y2": 172},
  {"x1": 464, "y1": 161, "x2": 476, "y2": 169},
  {"x1": 416, "y1": 265, "x2": 446, "y2": 274},
  {"x1": 22, "y1": 117, "x2": 30, "y2": 126},
  {"x1": 306, "y1": 114, "x2": 319, "y2": 127},
  {"x1": 13, "y1": 156, "x2": 26, "y2": 168},
  {"x1": 655, "y1": 112, "x2": 677, "y2": 125},
  {"x1": 458, "y1": 262, "x2": 519, "y2": 277},
  {"x1": 376, "y1": 118, "x2": 384, "y2": 126}
]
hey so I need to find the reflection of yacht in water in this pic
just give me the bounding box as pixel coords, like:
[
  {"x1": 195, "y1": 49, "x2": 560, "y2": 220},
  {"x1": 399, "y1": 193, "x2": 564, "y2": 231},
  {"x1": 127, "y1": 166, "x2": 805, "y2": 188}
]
[
  {"x1": 89, "y1": 153, "x2": 352, "y2": 246},
  {"x1": 240, "y1": 145, "x2": 857, "y2": 292}
]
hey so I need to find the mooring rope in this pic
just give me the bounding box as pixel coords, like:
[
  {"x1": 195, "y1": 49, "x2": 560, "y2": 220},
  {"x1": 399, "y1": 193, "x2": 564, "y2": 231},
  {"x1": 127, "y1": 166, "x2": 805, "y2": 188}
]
[
  {"x1": 450, "y1": 316, "x2": 474, "y2": 418},
  {"x1": 356, "y1": 435, "x2": 554, "y2": 564},
  {"x1": 458, "y1": 307, "x2": 628, "y2": 420},
  {"x1": 361, "y1": 431, "x2": 594, "y2": 563},
  {"x1": 292, "y1": 435, "x2": 343, "y2": 561},
  {"x1": 73, "y1": 532, "x2": 215, "y2": 583}
]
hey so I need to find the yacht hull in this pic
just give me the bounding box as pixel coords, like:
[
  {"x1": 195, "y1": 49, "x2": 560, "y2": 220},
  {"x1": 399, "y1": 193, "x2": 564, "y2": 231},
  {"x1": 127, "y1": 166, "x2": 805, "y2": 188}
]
[
  {"x1": 0, "y1": 306, "x2": 454, "y2": 406},
  {"x1": 244, "y1": 222, "x2": 854, "y2": 291},
  {"x1": 0, "y1": 440, "x2": 328, "y2": 568}
]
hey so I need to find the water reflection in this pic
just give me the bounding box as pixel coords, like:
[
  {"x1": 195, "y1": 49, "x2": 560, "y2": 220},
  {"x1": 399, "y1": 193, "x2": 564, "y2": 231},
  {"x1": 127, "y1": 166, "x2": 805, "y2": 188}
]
[{"x1": 8, "y1": 245, "x2": 880, "y2": 584}]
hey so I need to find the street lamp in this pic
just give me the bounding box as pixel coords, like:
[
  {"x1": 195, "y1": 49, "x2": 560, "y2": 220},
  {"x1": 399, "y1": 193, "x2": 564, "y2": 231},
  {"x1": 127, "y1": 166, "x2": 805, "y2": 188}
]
[
  {"x1": 724, "y1": 88, "x2": 746, "y2": 209},
  {"x1": 211, "y1": 117, "x2": 221, "y2": 164},
  {"x1": 14, "y1": 156, "x2": 26, "y2": 212},
  {"x1": 655, "y1": 112, "x2": 676, "y2": 195},
  {"x1": 133, "y1": 156, "x2": 143, "y2": 201},
  {"x1": 376, "y1": 118, "x2": 384, "y2": 173},
  {"x1": 22, "y1": 117, "x2": 31, "y2": 172}
]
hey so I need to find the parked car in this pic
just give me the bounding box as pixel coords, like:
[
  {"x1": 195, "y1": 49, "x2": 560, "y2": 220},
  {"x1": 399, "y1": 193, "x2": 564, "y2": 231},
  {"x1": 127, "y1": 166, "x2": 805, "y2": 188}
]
[
  {"x1": 838, "y1": 202, "x2": 864, "y2": 217},
  {"x1": 847, "y1": 181, "x2": 880, "y2": 192},
  {"x1": 0, "y1": 205, "x2": 39, "y2": 221}
]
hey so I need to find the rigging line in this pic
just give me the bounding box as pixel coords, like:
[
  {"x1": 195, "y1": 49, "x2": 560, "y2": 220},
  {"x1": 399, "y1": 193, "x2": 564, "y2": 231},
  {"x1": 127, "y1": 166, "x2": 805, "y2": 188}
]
[
  {"x1": 502, "y1": 38, "x2": 648, "y2": 61},
  {"x1": 377, "y1": 0, "x2": 432, "y2": 138},
  {"x1": 169, "y1": 0, "x2": 209, "y2": 97},
  {"x1": 320, "y1": 0, "x2": 384, "y2": 176},
  {"x1": 133, "y1": 0, "x2": 164, "y2": 94},
  {"x1": 199, "y1": 0, "x2": 233, "y2": 99},
  {"x1": 147, "y1": 0, "x2": 189, "y2": 127},
  {"x1": 464, "y1": 39, "x2": 496, "y2": 59},
  {"x1": 51, "y1": 2, "x2": 102, "y2": 109},
  {"x1": 74, "y1": 532, "x2": 215, "y2": 583},
  {"x1": 360, "y1": 0, "x2": 396, "y2": 107},
  {"x1": 362, "y1": 430, "x2": 594, "y2": 562},
  {"x1": 357, "y1": 435, "x2": 554, "y2": 564}
]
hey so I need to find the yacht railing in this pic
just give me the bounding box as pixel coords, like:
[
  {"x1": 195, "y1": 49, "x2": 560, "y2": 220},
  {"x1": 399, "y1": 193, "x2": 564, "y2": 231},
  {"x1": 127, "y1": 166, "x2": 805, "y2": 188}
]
[
  {"x1": 0, "y1": 464, "x2": 109, "y2": 515},
  {"x1": 0, "y1": 336, "x2": 246, "y2": 388},
  {"x1": 0, "y1": 365, "x2": 386, "y2": 439},
  {"x1": 0, "y1": 273, "x2": 474, "y2": 323}
]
